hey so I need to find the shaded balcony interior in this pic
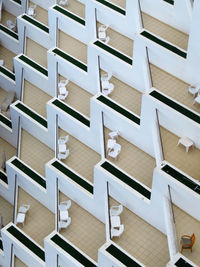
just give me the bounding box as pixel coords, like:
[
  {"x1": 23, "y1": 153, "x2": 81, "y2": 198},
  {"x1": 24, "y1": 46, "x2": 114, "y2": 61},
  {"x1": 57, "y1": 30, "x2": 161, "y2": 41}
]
[
  {"x1": 20, "y1": 129, "x2": 54, "y2": 177},
  {"x1": 160, "y1": 126, "x2": 200, "y2": 180},
  {"x1": 0, "y1": 195, "x2": 13, "y2": 231},
  {"x1": 28, "y1": 1, "x2": 49, "y2": 26},
  {"x1": 1, "y1": 9, "x2": 17, "y2": 31},
  {"x1": 108, "y1": 0, "x2": 126, "y2": 9},
  {"x1": 16, "y1": 187, "x2": 54, "y2": 247},
  {"x1": 25, "y1": 37, "x2": 47, "y2": 68},
  {"x1": 97, "y1": 22, "x2": 133, "y2": 58},
  {"x1": 58, "y1": 128, "x2": 101, "y2": 183},
  {"x1": 23, "y1": 79, "x2": 51, "y2": 118},
  {"x1": 58, "y1": 31, "x2": 87, "y2": 64},
  {"x1": 0, "y1": 45, "x2": 16, "y2": 72},
  {"x1": 14, "y1": 256, "x2": 27, "y2": 267},
  {"x1": 173, "y1": 204, "x2": 200, "y2": 266},
  {"x1": 0, "y1": 136, "x2": 17, "y2": 172},
  {"x1": 59, "y1": 191, "x2": 105, "y2": 262},
  {"x1": 109, "y1": 197, "x2": 170, "y2": 267},
  {"x1": 150, "y1": 64, "x2": 200, "y2": 114},
  {"x1": 0, "y1": 87, "x2": 17, "y2": 119},
  {"x1": 142, "y1": 12, "x2": 189, "y2": 51},
  {"x1": 104, "y1": 127, "x2": 155, "y2": 188},
  {"x1": 58, "y1": 0, "x2": 85, "y2": 19},
  {"x1": 58, "y1": 75, "x2": 92, "y2": 118},
  {"x1": 100, "y1": 70, "x2": 142, "y2": 116}
]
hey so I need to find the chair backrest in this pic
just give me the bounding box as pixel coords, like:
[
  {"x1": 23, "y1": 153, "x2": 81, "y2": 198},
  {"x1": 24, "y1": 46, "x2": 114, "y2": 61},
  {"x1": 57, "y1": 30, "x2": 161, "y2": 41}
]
[
  {"x1": 191, "y1": 233, "x2": 195, "y2": 245},
  {"x1": 105, "y1": 36, "x2": 110, "y2": 44}
]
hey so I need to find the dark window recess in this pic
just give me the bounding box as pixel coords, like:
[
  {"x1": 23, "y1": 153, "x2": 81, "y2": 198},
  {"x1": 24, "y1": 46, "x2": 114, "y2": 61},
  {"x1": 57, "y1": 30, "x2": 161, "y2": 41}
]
[
  {"x1": 7, "y1": 225, "x2": 45, "y2": 261},
  {"x1": 52, "y1": 160, "x2": 93, "y2": 194},
  {"x1": 163, "y1": 0, "x2": 174, "y2": 5},
  {"x1": 101, "y1": 161, "x2": 151, "y2": 199},
  {"x1": 150, "y1": 90, "x2": 200, "y2": 124},
  {"x1": 97, "y1": 95, "x2": 140, "y2": 125},
  {"x1": 0, "y1": 24, "x2": 18, "y2": 40},
  {"x1": 21, "y1": 15, "x2": 49, "y2": 33},
  {"x1": 13, "y1": 0, "x2": 21, "y2": 4},
  {"x1": 51, "y1": 234, "x2": 97, "y2": 267},
  {"x1": 53, "y1": 5, "x2": 85, "y2": 25},
  {"x1": 106, "y1": 244, "x2": 142, "y2": 267},
  {"x1": 0, "y1": 239, "x2": 3, "y2": 250},
  {"x1": 0, "y1": 66, "x2": 15, "y2": 81},
  {"x1": 140, "y1": 31, "x2": 187, "y2": 58},
  {"x1": 0, "y1": 114, "x2": 12, "y2": 129},
  {"x1": 0, "y1": 171, "x2": 8, "y2": 184},
  {"x1": 175, "y1": 258, "x2": 194, "y2": 267},
  {"x1": 96, "y1": 0, "x2": 126, "y2": 15},
  {"x1": 18, "y1": 55, "x2": 48, "y2": 76},
  {"x1": 162, "y1": 164, "x2": 200, "y2": 195}
]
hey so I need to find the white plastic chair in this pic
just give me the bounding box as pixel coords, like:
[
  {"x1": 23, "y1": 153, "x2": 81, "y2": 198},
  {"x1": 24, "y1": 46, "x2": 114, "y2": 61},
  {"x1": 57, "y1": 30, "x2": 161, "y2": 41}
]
[
  {"x1": 59, "y1": 0, "x2": 69, "y2": 6},
  {"x1": 58, "y1": 149, "x2": 69, "y2": 160},
  {"x1": 0, "y1": 60, "x2": 4, "y2": 66},
  {"x1": 108, "y1": 143, "x2": 121, "y2": 160},
  {"x1": 58, "y1": 135, "x2": 69, "y2": 145},
  {"x1": 58, "y1": 79, "x2": 69, "y2": 88},
  {"x1": 58, "y1": 86, "x2": 68, "y2": 100},
  {"x1": 27, "y1": 4, "x2": 36, "y2": 17},
  {"x1": 16, "y1": 204, "x2": 30, "y2": 227},
  {"x1": 193, "y1": 92, "x2": 200, "y2": 105},
  {"x1": 188, "y1": 85, "x2": 200, "y2": 97},
  {"x1": 59, "y1": 200, "x2": 71, "y2": 211},
  {"x1": 99, "y1": 25, "x2": 109, "y2": 33},
  {"x1": 111, "y1": 224, "x2": 124, "y2": 238},
  {"x1": 18, "y1": 204, "x2": 30, "y2": 213},
  {"x1": 101, "y1": 71, "x2": 112, "y2": 82},
  {"x1": 58, "y1": 217, "x2": 71, "y2": 230},
  {"x1": 110, "y1": 205, "x2": 123, "y2": 216},
  {"x1": 105, "y1": 36, "x2": 110, "y2": 44},
  {"x1": 6, "y1": 20, "x2": 16, "y2": 31},
  {"x1": 109, "y1": 131, "x2": 119, "y2": 140},
  {"x1": 102, "y1": 83, "x2": 114, "y2": 96}
]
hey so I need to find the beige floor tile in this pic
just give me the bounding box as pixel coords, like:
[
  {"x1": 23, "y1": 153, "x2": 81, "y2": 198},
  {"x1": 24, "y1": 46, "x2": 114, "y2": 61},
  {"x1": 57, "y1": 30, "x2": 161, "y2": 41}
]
[
  {"x1": 150, "y1": 64, "x2": 200, "y2": 114},
  {"x1": 23, "y1": 79, "x2": 51, "y2": 118},
  {"x1": 14, "y1": 256, "x2": 27, "y2": 267},
  {"x1": 160, "y1": 126, "x2": 200, "y2": 180},
  {"x1": 20, "y1": 130, "x2": 54, "y2": 177},
  {"x1": 109, "y1": 0, "x2": 126, "y2": 9},
  {"x1": 59, "y1": 31, "x2": 87, "y2": 64},
  {"x1": 0, "y1": 195, "x2": 13, "y2": 228},
  {"x1": 17, "y1": 187, "x2": 54, "y2": 247},
  {"x1": 1, "y1": 9, "x2": 16, "y2": 29},
  {"x1": 142, "y1": 12, "x2": 189, "y2": 51},
  {"x1": 29, "y1": 2, "x2": 48, "y2": 26},
  {"x1": 173, "y1": 205, "x2": 200, "y2": 266},
  {"x1": 26, "y1": 37, "x2": 47, "y2": 68},
  {"x1": 0, "y1": 45, "x2": 16, "y2": 71},
  {"x1": 60, "y1": 0, "x2": 85, "y2": 19},
  {"x1": 59, "y1": 192, "x2": 105, "y2": 262},
  {"x1": 104, "y1": 127, "x2": 155, "y2": 188},
  {"x1": 59, "y1": 75, "x2": 91, "y2": 117},
  {"x1": 59, "y1": 129, "x2": 101, "y2": 183},
  {"x1": 0, "y1": 87, "x2": 8, "y2": 107},
  {"x1": 0, "y1": 136, "x2": 17, "y2": 172}
]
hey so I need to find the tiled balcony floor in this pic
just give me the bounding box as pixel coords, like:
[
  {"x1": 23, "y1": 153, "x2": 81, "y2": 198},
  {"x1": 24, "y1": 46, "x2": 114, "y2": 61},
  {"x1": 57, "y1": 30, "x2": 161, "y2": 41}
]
[
  {"x1": 1, "y1": 9, "x2": 16, "y2": 30},
  {"x1": 23, "y1": 80, "x2": 51, "y2": 118},
  {"x1": 14, "y1": 256, "x2": 27, "y2": 267},
  {"x1": 59, "y1": 75, "x2": 92, "y2": 118},
  {"x1": 59, "y1": 0, "x2": 85, "y2": 19},
  {"x1": 26, "y1": 38, "x2": 47, "y2": 68},
  {"x1": 109, "y1": 197, "x2": 170, "y2": 267},
  {"x1": 59, "y1": 192, "x2": 105, "y2": 262},
  {"x1": 29, "y1": 1, "x2": 48, "y2": 26},
  {"x1": 142, "y1": 12, "x2": 189, "y2": 51},
  {"x1": 173, "y1": 205, "x2": 200, "y2": 266},
  {"x1": 97, "y1": 22, "x2": 133, "y2": 58},
  {"x1": 0, "y1": 136, "x2": 17, "y2": 172},
  {"x1": 150, "y1": 64, "x2": 200, "y2": 114},
  {"x1": 17, "y1": 187, "x2": 54, "y2": 247},
  {"x1": 20, "y1": 130, "x2": 54, "y2": 177},
  {"x1": 0, "y1": 45, "x2": 15, "y2": 71},
  {"x1": 59, "y1": 31, "x2": 87, "y2": 64},
  {"x1": 104, "y1": 127, "x2": 155, "y2": 188},
  {"x1": 58, "y1": 129, "x2": 101, "y2": 183},
  {"x1": 160, "y1": 126, "x2": 200, "y2": 180},
  {"x1": 109, "y1": 0, "x2": 126, "y2": 9},
  {"x1": 0, "y1": 196, "x2": 13, "y2": 228}
]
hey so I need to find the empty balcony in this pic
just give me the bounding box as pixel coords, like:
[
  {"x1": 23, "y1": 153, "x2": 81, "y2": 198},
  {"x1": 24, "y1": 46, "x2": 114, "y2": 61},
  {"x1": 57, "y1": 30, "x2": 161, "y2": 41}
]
[
  {"x1": 58, "y1": 0, "x2": 85, "y2": 19},
  {"x1": 0, "y1": 45, "x2": 16, "y2": 72},
  {"x1": 150, "y1": 64, "x2": 200, "y2": 114},
  {"x1": 58, "y1": 129, "x2": 101, "y2": 183},
  {"x1": 142, "y1": 12, "x2": 189, "y2": 51},
  {"x1": 0, "y1": 136, "x2": 17, "y2": 172},
  {"x1": 23, "y1": 80, "x2": 51, "y2": 118},
  {"x1": 160, "y1": 126, "x2": 200, "y2": 181},
  {"x1": 108, "y1": 0, "x2": 126, "y2": 9},
  {"x1": 0, "y1": 195, "x2": 13, "y2": 228},
  {"x1": 14, "y1": 256, "x2": 27, "y2": 267},
  {"x1": 20, "y1": 130, "x2": 54, "y2": 177},
  {"x1": 109, "y1": 197, "x2": 170, "y2": 267},
  {"x1": 28, "y1": 1, "x2": 48, "y2": 26},
  {"x1": 58, "y1": 31, "x2": 87, "y2": 65},
  {"x1": 16, "y1": 187, "x2": 54, "y2": 247},
  {"x1": 104, "y1": 127, "x2": 156, "y2": 188},
  {"x1": 59, "y1": 192, "x2": 105, "y2": 262},
  {"x1": 173, "y1": 205, "x2": 200, "y2": 266}
]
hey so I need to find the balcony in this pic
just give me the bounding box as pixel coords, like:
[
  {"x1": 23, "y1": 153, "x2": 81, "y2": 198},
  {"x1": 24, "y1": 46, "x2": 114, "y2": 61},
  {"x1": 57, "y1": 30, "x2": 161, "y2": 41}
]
[
  {"x1": 108, "y1": 0, "x2": 126, "y2": 10},
  {"x1": 0, "y1": 45, "x2": 16, "y2": 72},
  {"x1": 26, "y1": 38, "x2": 47, "y2": 68},
  {"x1": 0, "y1": 136, "x2": 17, "y2": 172},
  {"x1": 150, "y1": 64, "x2": 200, "y2": 115},
  {"x1": 23, "y1": 80, "x2": 51, "y2": 118},
  {"x1": 1, "y1": 9, "x2": 16, "y2": 31},
  {"x1": 16, "y1": 187, "x2": 54, "y2": 247},
  {"x1": 104, "y1": 127, "x2": 156, "y2": 188},
  {"x1": 173, "y1": 205, "x2": 200, "y2": 266},
  {"x1": 0, "y1": 87, "x2": 15, "y2": 124},
  {"x1": 58, "y1": 75, "x2": 91, "y2": 118},
  {"x1": 96, "y1": 0, "x2": 126, "y2": 15},
  {"x1": 58, "y1": 0, "x2": 85, "y2": 19},
  {"x1": 0, "y1": 195, "x2": 13, "y2": 228},
  {"x1": 20, "y1": 130, "x2": 54, "y2": 177},
  {"x1": 58, "y1": 31, "x2": 87, "y2": 65},
  {"x1": 58, "y1": 128, "x2": 101, "y2": 183},
  {"x1": 14, "y1": 256, "x2": 27, "y2": 267},
  {"x1": 29, "y1": 1, "x2": 48, "y2": 26},
  {"x1": 59, "y1": 192, "x2": 105, "y2": 261},
  {"x1": 142, "y1": 12, "x2": 189, "y2": 51},
  {"x1": 110, "y1": 197, "x2": 170, "y2": 267}
]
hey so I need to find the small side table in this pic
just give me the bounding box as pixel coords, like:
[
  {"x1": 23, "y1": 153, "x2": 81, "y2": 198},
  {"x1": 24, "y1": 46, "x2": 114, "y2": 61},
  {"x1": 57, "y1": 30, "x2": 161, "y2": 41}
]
[{"x1": 177, "y1": 137, "x2": 194, "y2": 152}]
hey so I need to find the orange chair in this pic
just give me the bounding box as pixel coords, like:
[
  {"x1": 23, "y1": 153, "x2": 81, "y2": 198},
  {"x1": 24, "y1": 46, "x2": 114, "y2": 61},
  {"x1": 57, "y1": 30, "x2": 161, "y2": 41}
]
[{"x1": 180, "y1": 233, "x2": 195, "y2": 253}]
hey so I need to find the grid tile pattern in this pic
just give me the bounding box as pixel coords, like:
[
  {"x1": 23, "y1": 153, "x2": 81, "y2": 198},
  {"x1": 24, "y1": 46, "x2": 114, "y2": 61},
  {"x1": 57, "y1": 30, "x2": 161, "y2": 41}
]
[
  {"x1": 59, "y1": 31, "x2": 87, "y2": 64},
  {"x1": 59, "y1": 75, "x2": 92, "y2": 117},
  {"x1": 59, "y1": 192, "x2": 105, "y2": 261},
  {"x1": 23, "y1": 79, "x2": 51, "y2": 118},
  {"x1": 142, "y1": 12, "x2": 189, "y2": 51},
  {"x1": 0, "y1": 195, "x2": 13, "y2": 228},
  {"x1": 173, "y1": 205, "x2": 200, "y2": 266},
  {"x1": 20, "y1": 130, "x2": 54, "y2": 177},
  {"x1": 14, "y1": 256, "x2": 27, "y2": 267},
  {"x1": 29, "y1": 1, "x2": 48, "y2": 26},
  {"x1": 160, "y1": 126, "x2": 200, "y2": 180},
  {"x1": 0, "y1": 45, "x2": 16, "y2": 71},
  {"x1": 17, "y1": 187, "x2": 54, "y2": 247},
  {"x1": 60, "y1": 0, "x2": 85, "y2": 19},
  {"x1": 150, "y1": 64, "x2": 200, "y2": 114},
  {"x1": 0, "y1": 136, "x2": 17, "y2": 172},
  {"x1": 26, "y1": 37, "x2": 47, "y2": 68},
  {"x1": 59, "y1": 129, "x2": 101, "y2": 183},
  {"x1": 104, "y1": 128, "x2": 155, "y2": 188}
]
